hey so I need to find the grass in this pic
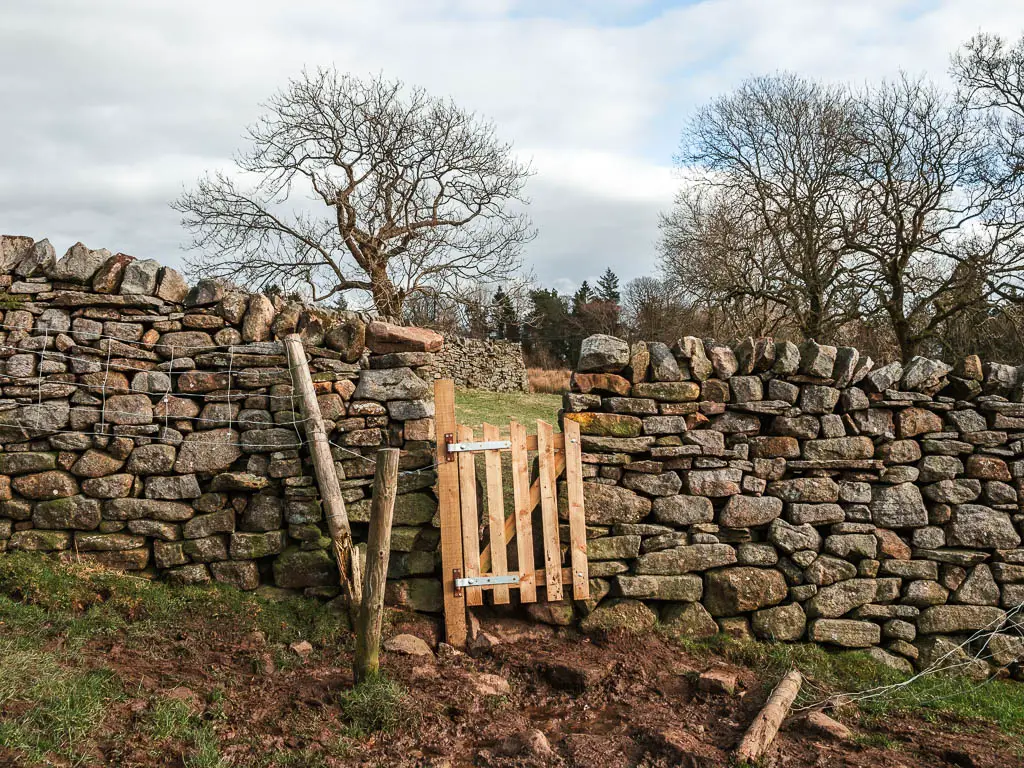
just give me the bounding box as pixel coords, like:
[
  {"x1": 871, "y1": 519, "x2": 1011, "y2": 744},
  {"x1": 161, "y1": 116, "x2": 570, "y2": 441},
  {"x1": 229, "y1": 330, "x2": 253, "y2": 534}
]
[
  {"x1": 668, "y1": 632, "x2": 1024, "y2": 745},
  {"x1": 0, "y1": 552, "x2": 350, "y2": 766},
  {"x1": 145, "y1": 697, "x2": 226, "y2": 768},
  {"x1": 527, "y1": 368, "x2": 571, "y2": 394},
  {"x1": 454, "y1": 387, "x2": 562, "y2": 438},
  {"x1": 0, "y1": 551, "x2": 348, "y2": 651},
  {"x1": 337, "y1": 673, "x2": 409, "y2": 736},
  {"x1": 453, "y1": 387, "x2": 564, "y2": 514},
  {"x1": 0, "y1": 639, "x2": 121, "y2": 764}
]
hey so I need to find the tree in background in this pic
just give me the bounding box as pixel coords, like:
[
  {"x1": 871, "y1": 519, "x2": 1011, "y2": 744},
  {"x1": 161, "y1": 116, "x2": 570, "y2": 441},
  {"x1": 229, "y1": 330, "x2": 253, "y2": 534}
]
[
  {"x1": 522, "y1": 288, "x2": 572, "y2": 366},
  {"x1": 491, "y1": 286, "x2": 520, "y2": 341},
  {"x1": 659, "y1": 57, "x2": 1024, "y2": 362},
  {"x1": 660, "y1": 74, "x2": 866, "y2": 343},
  {"x1": 840, "y1": 74, "x2": 1024, "y2": 359},
  {"x1": 622, "y1": 276, "x2": 688, "y2": 342},
  {"x1": 596, "y1": 268, "x2": 621, "y2": 304},
  {"x1": 571, "y1": 280, "x2": 593, "y2": 313},
  {"x1": 174, "y1": 69, "x2": 534, "y2": 322}
]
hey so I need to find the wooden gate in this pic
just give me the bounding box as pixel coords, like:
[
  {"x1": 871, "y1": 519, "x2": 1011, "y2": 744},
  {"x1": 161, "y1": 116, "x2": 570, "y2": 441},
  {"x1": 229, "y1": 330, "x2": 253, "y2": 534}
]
[{"x1": 434, "y1": 379, "x2": 589, "y2": 646}]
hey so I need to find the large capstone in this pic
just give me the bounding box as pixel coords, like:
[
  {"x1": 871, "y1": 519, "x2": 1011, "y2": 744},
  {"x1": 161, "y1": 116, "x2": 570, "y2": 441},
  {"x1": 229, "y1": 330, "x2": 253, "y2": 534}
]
[{"x1": 578, "y1": 334, "x2": 630, "y2": 373}]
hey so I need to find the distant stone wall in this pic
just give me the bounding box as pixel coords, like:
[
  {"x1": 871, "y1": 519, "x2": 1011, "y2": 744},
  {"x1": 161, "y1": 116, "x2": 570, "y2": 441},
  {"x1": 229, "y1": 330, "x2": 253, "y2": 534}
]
[
  {"x1": 562, "y1": 333, "x2": 1024, "y2": 676},
  {"x1": 0, "y1": 235, "x2": 442, "y2": 612},
  {"x1": 432, "y1": 335, "x2": 528, "y2": 393}
]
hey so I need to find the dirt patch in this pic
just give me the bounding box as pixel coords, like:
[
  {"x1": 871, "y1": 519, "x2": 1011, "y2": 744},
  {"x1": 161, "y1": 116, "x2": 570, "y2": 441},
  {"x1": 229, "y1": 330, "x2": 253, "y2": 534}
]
[{"x1": 2, "y1": 607, "x2": 1022, "y2": 767}]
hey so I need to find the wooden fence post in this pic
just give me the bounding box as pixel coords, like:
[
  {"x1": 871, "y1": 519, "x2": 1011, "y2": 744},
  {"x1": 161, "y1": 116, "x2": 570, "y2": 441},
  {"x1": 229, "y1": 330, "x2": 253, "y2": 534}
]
[
  {"x1": 284, "y1": 334, "x2": 362, "y2": 607},
  {"x1": 354, "y1": 448, "x2": 400, "y2": 683}
]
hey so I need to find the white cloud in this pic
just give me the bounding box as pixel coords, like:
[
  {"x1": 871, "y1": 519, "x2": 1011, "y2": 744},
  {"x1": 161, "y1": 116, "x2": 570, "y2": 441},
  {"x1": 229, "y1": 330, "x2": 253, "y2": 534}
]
[{"x1": 2, "y1": 0, "x2": 1024, "y2": 296}]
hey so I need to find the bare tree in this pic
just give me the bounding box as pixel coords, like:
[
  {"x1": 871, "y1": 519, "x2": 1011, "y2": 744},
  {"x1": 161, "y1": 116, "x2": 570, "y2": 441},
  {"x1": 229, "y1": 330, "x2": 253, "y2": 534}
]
[
  {"x1": 174, "y1": 69, "x2": 534, "y2": 321},
  {"x1": 660, "y1": 186, "x2": 800, "y2": 339},
  {"x1": 842, "y1": 74, "x2": 1024, "y2": 359},
  {"x1": 623, "y1": 276, "x2": 682, "y2": 342},
  {"x1": 661, "y1": 74, "x2": 866, "y2": 342},
  {"x1": 953, "y1": 32, "x2": 1024, "y2": 175}
]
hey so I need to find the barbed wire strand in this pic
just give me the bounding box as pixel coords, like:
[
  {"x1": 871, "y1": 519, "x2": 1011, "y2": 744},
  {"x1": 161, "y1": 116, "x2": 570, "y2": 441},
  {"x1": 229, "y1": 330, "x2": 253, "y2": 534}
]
[
  {"x1": 0, "y1": 344, "x2": 328, "y2": 401},
  {"x1": 0, "y1": 318, "x2": 358, "y2": 355}
]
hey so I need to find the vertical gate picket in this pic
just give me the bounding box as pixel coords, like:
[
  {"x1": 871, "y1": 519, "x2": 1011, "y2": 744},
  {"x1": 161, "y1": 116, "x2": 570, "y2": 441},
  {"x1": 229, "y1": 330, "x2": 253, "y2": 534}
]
[
  {"x1": 536, "y1": 420, "x2": 563, "y2": 601},
  {"x1": 563, "y1": 418, "x2": 590, "y2": 600},
  {"x1": 434, "y1": 380, "x2": 466, "y2": 646},
  {"x1": 509, "y1": 420, "x2": 537, "y2": 603},
  {"x1": 456, "y1": 424, "x2": 483, "y2": 607},
  {"x1": 482, "y1": 422, "x2": 510, "y2": 605}
]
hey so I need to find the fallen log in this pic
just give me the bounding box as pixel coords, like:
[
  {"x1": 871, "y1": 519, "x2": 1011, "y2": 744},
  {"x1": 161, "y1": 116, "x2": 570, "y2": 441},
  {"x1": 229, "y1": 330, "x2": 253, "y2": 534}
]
[{"x1": 735, "y1": 668, "x2": 803, "y2": 764}]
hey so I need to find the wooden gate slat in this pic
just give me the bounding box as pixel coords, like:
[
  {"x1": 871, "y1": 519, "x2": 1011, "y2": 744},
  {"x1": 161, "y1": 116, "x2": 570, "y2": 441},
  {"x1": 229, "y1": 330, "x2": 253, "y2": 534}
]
[
  {"x1": 509, "y1": 420, "x2": 537, "y2": 603},
  {"x1": 482, "y1": 422, "x2": 510, "y2": 604},
  {"x1": 434, "y1": 380, "x2": 466, "y2": 646},
  {"x1": 563, "y1": 418, "x2": 590, "y2": 600},
  {"x1": 456, "y1": 424, "x2": 483, "y2": 607},
  {"x1": 536, "y1": 420, "x2": 563, "y2": 601},
  {"x1": 479, "y1": 440, "x2": 564, "y2": 574}
]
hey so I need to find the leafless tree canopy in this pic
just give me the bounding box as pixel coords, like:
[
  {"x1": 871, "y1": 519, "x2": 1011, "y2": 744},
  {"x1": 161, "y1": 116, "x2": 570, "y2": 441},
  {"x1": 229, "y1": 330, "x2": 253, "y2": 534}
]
[
  {"x1": 661, "y1": 74, "x2": 865, "y2": 341},
  {"x1": 842, "y1": 75, "x2": 1024, "y2": 357},
  {"x1": 659, "y1": 63, "x2": 1024, "y2": 362},
  {"x1": 174, "y1": 69, "x2": 534, "y2": 321}
]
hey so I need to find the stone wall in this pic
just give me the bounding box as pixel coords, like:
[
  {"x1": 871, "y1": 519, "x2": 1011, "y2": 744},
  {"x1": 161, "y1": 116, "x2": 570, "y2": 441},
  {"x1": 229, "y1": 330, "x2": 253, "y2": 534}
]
[
  {"x1": 563, "y1": 333, "x2": 1024, "y2": 675},
  {"x1": 0, "y1": 236, "x2": 442, "y2": 612},
  {"x1": 431, "y1": 335, "x2": 528, "y2": 393}
]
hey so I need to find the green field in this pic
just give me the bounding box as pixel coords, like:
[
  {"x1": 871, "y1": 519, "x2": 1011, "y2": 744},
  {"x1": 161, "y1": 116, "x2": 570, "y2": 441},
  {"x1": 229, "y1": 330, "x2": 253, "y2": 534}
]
[{"x1": 453, "y1": 388, "x2": 562, "y2": 437}]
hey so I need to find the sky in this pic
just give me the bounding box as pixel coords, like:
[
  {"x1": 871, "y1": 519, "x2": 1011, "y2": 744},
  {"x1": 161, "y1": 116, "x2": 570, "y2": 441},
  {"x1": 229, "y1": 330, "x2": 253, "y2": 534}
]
[{"x1": 4, "y1": 0, "x2": 1024, "y2": 302}]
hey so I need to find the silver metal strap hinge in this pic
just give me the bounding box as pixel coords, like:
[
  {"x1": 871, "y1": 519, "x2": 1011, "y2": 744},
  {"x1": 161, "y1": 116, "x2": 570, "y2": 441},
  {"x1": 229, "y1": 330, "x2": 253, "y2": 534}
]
[{"x1": 446, "y1": 440, "x2": 512, "y2": 454}]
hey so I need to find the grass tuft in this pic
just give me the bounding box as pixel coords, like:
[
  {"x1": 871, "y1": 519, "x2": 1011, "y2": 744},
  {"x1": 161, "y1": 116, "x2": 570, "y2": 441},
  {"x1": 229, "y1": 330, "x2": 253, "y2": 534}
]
[
  {"x1": 145, "y1": 696, "x2": 227, "y2": 768},
  {"x1": 337, "y1": 673, "x2": 409, "y2": 736}
]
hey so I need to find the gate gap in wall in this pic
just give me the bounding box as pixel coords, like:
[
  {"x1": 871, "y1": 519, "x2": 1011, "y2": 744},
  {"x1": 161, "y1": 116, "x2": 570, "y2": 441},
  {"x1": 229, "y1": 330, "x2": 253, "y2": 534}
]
[{"x1": 433, "y1": 379, "x2": 589, "y2": 646}]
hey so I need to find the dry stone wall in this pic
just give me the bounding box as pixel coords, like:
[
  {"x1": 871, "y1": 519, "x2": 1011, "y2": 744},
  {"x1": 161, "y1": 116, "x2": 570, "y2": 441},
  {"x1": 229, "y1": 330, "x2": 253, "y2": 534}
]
[
  {"x1": 564, "y1": 333, "x2": 1024, "y2": 675},
  {"x1": 431, "y1": 335, "x2": 528, "y2": 393},
  {"x1": 0, "y1": 235, "x2": 442, "y2": 612}
]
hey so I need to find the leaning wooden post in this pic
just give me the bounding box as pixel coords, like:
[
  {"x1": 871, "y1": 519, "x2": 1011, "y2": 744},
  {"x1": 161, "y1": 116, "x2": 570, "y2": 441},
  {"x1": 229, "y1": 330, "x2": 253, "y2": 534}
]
[
  {"x1": 284, "y1": 334, "x2": 362, "y2": 607},
  {"x1": 354, "y1": 448, "x2": 400, "y2": 683},
  {"x1": 735, "y1": 668, "x2": 803, "y2": 764}
]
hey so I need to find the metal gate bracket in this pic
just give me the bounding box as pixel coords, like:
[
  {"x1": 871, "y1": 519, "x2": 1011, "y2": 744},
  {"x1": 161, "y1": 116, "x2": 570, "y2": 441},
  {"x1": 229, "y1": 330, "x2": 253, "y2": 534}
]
[
  {"x1": 447, "y1": 439, "x2": 512, "y2": 454},
  {"x1": 454, "y1": 574, "x2": 519, "y2": 589}
]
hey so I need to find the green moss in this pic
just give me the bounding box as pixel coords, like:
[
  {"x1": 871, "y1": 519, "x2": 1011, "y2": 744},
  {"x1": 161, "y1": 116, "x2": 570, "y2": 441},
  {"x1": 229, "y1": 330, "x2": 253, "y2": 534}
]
[{"x1": 0, "y1": 293, "x2": 24, "y2": 311}]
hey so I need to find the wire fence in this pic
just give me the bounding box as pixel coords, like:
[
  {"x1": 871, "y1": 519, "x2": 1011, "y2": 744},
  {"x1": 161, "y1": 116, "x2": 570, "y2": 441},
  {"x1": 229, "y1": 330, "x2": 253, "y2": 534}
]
[
  {"x1": 2, "y1": 331, "x2": 439, "y2": 478},
  {"x1": 795, "y1": 602, "x2": 1024, "y2": 713}
]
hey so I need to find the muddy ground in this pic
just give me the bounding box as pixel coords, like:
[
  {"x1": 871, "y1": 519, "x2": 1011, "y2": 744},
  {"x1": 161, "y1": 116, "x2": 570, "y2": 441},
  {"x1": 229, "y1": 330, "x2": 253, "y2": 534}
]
[{"x1": 2, "y1": 601, "x2": 1021, "y2": 768}]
